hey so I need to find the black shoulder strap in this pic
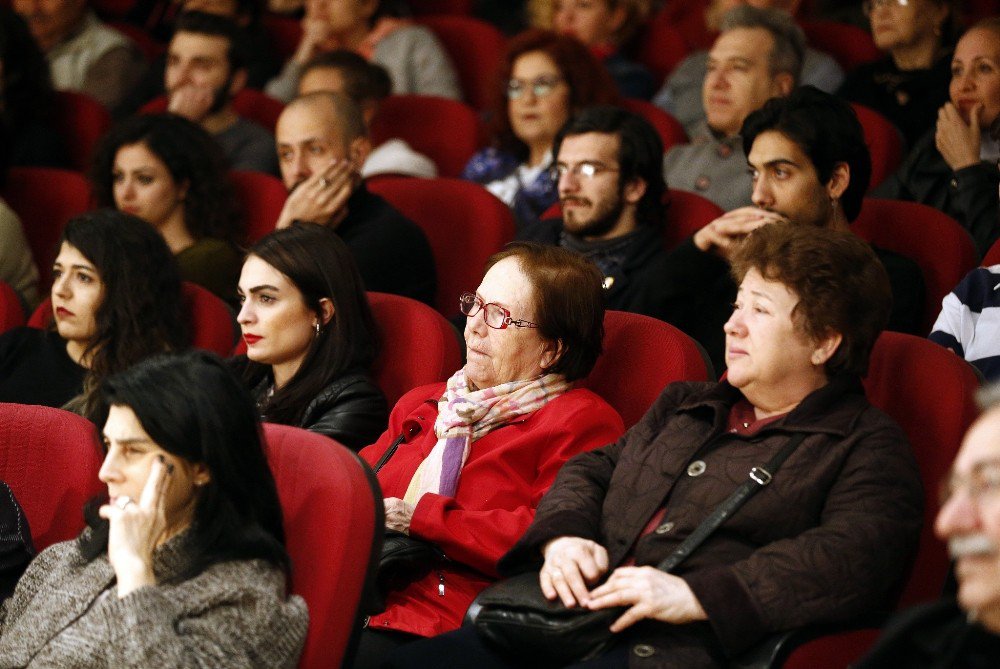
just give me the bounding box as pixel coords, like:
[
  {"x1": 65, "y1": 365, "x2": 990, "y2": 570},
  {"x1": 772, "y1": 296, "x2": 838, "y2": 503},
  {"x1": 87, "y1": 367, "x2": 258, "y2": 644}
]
[{"x1": 656, "y1": 432, "x2": 807, "y2": 572}]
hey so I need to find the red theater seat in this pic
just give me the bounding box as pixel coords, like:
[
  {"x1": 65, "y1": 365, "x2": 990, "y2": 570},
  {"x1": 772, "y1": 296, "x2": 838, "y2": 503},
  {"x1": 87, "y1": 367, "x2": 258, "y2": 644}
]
[{"x1": 0, "y1": 281, "x2": 25, "y2": 335}]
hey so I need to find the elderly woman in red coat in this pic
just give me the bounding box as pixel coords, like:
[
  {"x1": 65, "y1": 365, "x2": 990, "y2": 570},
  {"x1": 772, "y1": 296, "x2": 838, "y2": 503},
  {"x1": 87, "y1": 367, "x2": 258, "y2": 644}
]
[
  {"x1": 389, "y1": 222, "x2": 924, "y2": 668},
  {"x1": 353, "y1": 243, "x2": 625, "y2": 668}
]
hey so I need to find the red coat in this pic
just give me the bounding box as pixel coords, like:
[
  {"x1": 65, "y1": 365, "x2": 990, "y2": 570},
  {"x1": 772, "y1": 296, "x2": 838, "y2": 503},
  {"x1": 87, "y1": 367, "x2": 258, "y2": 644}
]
[{"x1": 359, "y1": 382, "x2": 624, "y2": 638}]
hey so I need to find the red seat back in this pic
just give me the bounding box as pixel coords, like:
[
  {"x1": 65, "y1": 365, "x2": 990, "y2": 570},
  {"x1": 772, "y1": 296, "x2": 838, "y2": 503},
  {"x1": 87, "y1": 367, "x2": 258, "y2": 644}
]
[
  {"x1": 635, "y1": 9, "x2": 690, "y2": 86},
  {"x1": 368, "y1": 177, "x2": 515, "y2": 316},
  {"x1": 108, "y1": 20, "x2": 166, "y2": 62},
  {"x1": 581, "y1": 311, "x2": 710, "y2": 428},
  {"x1": 408, "y1": 0, "x2": 473, "y2": 14},
  {"x1": 0, "y1": 281, "x2": 25, "y2": 335},
  {"x1": 800, "y1": 20, "x2": 881, "y2": 72},
  {"x1": 417, "y1": 15, "x2": 506, "y2": 111},
  {"x1": 983, "y1": 236, "x2": 1000, "y2": 266},
  {"x1": 663, "y1": 188, "x2": 724, "y2": 249},
  {"x1": 262, "y1": 423, "x2": 382, "y2": 669},
  {"x1": 368, "y1": 291, "x2": 462, "y2": 407},
  {"x1": 852, "y1": 198, "x2": 978, "y2": 333},
  {"x1": 370, "y1": 95, "x2": 482, "y2": 178},
  {"x1": 141, "y1": 89, "x2": 284, "y2": 134},
  {"x1": 230, "y1": 169, "x2": 287, "y2": 243},
  {"x1": 30, "y1": 282, "x2": 236, "y2": 356},
  {"x1": 2, "y1": 167, "x2": 93, "y2": 287},
  {"x1": 53, "y1": 91, "x2": 113, "y2": 173},
  {"x1": 0, "y1": 403, "x2": 104, "y2": 551},
  {"x1": 851, "y1": 103, "x2": 904, "y2": 191},
  {"x1": 262, "y1": 14, "x2": 303, "y2": 61},
  {"x1": 620, "y1": 98, "x2": 688, "y2": 153}
]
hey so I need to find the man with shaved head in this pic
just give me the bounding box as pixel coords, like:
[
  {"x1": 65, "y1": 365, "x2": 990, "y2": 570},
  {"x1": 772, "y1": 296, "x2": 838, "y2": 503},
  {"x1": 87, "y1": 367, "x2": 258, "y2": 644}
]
[{"x1": 274, "y1": 91, "x2": 435, "y2": 305}]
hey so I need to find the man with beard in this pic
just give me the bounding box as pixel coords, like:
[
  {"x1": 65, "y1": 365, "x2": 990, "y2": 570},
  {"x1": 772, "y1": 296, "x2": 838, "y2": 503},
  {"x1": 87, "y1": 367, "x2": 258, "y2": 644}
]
[
  {"x1": 165, "y1": 11, "x2": 278, "y2": 174},
  {"x1": 273, "y1": 91, "x2": 435, "y2": 306},
  {"x1": 855, "y1": 384, "x2": 1000, "y2": 667}
]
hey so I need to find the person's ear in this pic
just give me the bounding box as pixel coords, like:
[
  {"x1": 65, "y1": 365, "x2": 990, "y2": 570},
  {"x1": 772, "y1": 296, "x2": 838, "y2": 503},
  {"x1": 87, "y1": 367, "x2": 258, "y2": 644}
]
[
  {"x1": 348, "y1": 135, "x2": 372, "y2": 168},
  {"x1": 811, "y1": 330, "x2": 843, "y2": 367},
  {"x1": 191, "y1": 462, "x2": 211, "y2": 487},
  {"x1": 771, "y1": 72, "x2": 795, "y2": 97},
  {"x1": 317, "y1": 297, "x2": 335, "y2": 326},
  {"x1": 178, "y1": 179, "x2": 190, "y2": 203},
  {"x1": 228, "y1": 67, "x2": 248, "y2": 96},
  {"x1": 622, "y1": 177, "x2": 647, "y2": 206},
  {"x1": 540, "y1": 338, "x2": 565, "y2": 372},
  {"x1": 826, "y1": 162, "x2": 850, "y2": 200}
]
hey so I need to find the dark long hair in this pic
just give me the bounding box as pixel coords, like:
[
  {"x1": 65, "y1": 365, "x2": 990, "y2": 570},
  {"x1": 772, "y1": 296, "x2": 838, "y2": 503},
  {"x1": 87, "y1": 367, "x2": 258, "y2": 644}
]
[
  {"x1": 60, "y1": 210, "x2": 188, "y2": 416},
  {"x1": 82, "y1": 351, "x2": 290, "y2": 578},
  {"x1": 91, "y1": 114, "x2": 242, "y2": 243},
  {"x1": 242, "y1": 223, "x2": 379, "y2": 426}
]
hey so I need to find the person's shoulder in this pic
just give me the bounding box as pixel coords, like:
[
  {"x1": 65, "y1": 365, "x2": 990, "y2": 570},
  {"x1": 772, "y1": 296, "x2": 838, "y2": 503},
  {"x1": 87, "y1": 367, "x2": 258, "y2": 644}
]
[
  {"x1": 390, "y1": 382, "x2": 446, "y2": 414},
  {"x1": 178, "y1": 237, "x2": 236, "y2": 259},
  {"x1": 462, "y1": 147, "x2": 518, "y2": 182},
  {"x1": 0, "y1": 326, "x2": 51, "y2": 354}
]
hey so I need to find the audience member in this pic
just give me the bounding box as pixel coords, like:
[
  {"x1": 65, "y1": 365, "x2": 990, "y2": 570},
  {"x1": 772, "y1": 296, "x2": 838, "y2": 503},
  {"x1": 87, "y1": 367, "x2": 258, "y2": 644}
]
[
  {"x1": 274, "y1": 92, "x2": 436, "y2": 305},
  {"x1": 682, "y1": 86, "x2": 925, "y2": 370},
  {"x1": 231, "y1": 223, "x2": 388, "y2": 450},
  {"x1": 856, "y1": 383, "x2": 1000, "y2": 667},
  {"x1": 11, "y1": 0, "x2": 145, "y2": 112},
  {"x1": 652, "y1": 0, "x2": 844, "y2": 135},
  {"x1": 298, "y1": 50, "x2": 437, "y2": 178},
  {"x1": 526, "y1": 0, "x2": 655, "y2": 99},
  {"x1": 930, "y1": 263, "x2": 1000, "y2": 382},
  {"x1": 876, "y1": 17, "x2": 1000, "y2": 258},
  {"x1": 390, "y1": 222, "x2": 922, "y2": 669},
  {"x1": 354, "y1": 243, "x2": 624, "y2": 668},
  {"x1": 91, "y1": 114, "x2": 244, "y2": 306},
  {"x1": 0, "y1": 480, "x2": 34, "y2": 601},
  {"x1": 265, "y1": 0, "x2": 461, "y2": 103},
  {"x1": 0, "y1": 7, "x2": 66, "y2": 168},
  {"x1": 0, "y1": 91, "x2": 41, "y2": 313},
  {"x1": 0, "y1": 210, "x2": 187, "y2": 418},
  {"x1": 0, "y1": 351, "x2": 308, "y2": 666},
  {"x1": 462, "y1": 29, "x2": 618, "y2": 235},
  {"x1": 165, "y1": 11, "x2": 279, "y2": 174},
  {"x1": 839, "y1": 0, "x2": 957, "y2": 147},
  {"x1": 663, "y1": 6, "x2": 802, "y2": 212}
]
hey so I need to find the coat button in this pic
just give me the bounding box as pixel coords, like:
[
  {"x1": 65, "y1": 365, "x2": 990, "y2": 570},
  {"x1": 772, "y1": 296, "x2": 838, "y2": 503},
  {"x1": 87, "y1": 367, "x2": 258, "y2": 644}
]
[
  {"x1": 633, "y1": 644, "x2": 656, "y2": 658},
  {"x1": 687, "y1": 460, "x2": 707, "y2": 477},
  {"x1": 695, "y1": 175, "x2": 711, "y2": 191},
  {"x1": 654, "y1": 521, "x2": 674, "y2": 535}
]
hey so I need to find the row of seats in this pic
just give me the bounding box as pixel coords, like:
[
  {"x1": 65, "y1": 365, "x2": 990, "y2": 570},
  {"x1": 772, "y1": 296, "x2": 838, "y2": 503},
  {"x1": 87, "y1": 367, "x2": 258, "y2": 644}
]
[{"x1": 0, "y1": 323, "x2": 981, "y2": 668}]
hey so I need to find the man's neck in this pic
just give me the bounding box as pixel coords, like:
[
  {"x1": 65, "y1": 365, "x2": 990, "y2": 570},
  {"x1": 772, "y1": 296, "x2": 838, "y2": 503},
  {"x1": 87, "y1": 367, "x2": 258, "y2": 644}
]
[{"x1": 201, "y1": 106, "x2": 239, "y2": 135}]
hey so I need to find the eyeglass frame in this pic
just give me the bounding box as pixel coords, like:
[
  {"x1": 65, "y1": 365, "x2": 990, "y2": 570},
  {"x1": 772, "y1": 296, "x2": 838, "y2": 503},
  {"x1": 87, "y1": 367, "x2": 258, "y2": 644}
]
[
  {"x1": 939, "y1": 457, "x2": 1000, "y2": 506},
  {"x1": 550, "y1": 161, "x2": 622, "y2": 181},
  {"x1": 506, "y1": 75, "x2": 565, "y2": 100},
  {"x1": 459, "y1": 292, "x2": 538, "y2": 330},
  {"x1": 862, "y1": 0, "x2": 909, "y2": 15}
]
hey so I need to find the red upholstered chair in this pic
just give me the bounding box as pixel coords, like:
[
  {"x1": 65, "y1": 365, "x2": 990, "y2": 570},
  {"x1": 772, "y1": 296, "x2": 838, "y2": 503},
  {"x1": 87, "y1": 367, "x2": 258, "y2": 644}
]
[
  {"x1": 417, "y1": 15, "x2": 506, "y2": 111},
  {"x1": 367, "y1": 177, "x2": 515, "y2": 317},
  {"x1": 262, "y1": 14, "x2": 304, "y2": 61},
  {"x1": 764, "y1": 332, "x2": 981, "y2": 668},
  {"x1": 851, "y1": 103, "x2": 904, "y2": 191},
  {"x1": 408, "y1": 0, "x2": 473, "y2": 14},
  {"x1": 230, "y1": 169, "x2": 287, "y2": 243},
  {"x1": 262, "y1": 423, "x2": 382, "y2": 669},
  {"x1": 0, "y1": 281, "x2": 25, "y2": 335},
  {"x1": 53, "y1": 91, "x2": 113, "y2": 173},
  {"x1": 663, "y1": 188, "x2": 724, "y2": 249},
  {"x1": 2, "y1": 167, "x2": 93, "y2": 287},
  {"x1": 30, "y1": 282, "x2": 236, "y2": 356},
  {"x1": 620, "y1": 98, "x2": 688, "y2": 153},
  {"x1": 367, "y1": 291, "x2": 462, "y2": 407},
  {"x1": 370, "y1": 95, "x2": 482, "y2": 178},
  {"x1": 799, "y1": 20, "x2": 881, "y2": 72},
  {"x1": 141, "y1": 89, "x2": 284, "y2": 134},
  {"x1": 635, "y1": 9, "x2": 691, "y2": 85},
  {"x1": 108, "y1": 21, "x2": 166, "y2": 62},
  {"x1": 0, "y1": 403, "x2": 104, "y2": 551},
  {"x1": 581, "y1": 311, "x2": 710, "y2": 428},
  {"x1": 983, "y1": 236, "x2": 1000, "y2": 266},
  {"x1": 852, "y1": 198, "x2": 978, "y2": 334}
]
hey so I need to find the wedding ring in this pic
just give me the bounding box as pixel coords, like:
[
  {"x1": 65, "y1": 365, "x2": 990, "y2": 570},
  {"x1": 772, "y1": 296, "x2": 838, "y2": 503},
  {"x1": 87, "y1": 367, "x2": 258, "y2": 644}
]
[
  {"x1": 319, "y1": 177, "x2": 330, "y2": 188},
  {"x1": 115, "y1": 496, "x2": 133, "y2": 510}
]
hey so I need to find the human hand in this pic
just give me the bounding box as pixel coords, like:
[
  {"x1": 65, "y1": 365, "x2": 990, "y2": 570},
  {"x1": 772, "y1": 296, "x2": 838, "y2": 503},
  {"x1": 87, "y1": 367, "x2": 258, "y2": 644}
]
[
  {"x1": 540, "y1": 536, "x2": 609, "y2": 608},
  {"x1": 384, "y1": 497, "x2": 416, "y2": 534},
  {"x1": 586, "y1": 566, "x2": 707, "y2": 632},
  {"x1": 99, "y1": 456, "x2": 173, "y2": 597},
  {"x1": 275, "y1": 159, "x2": 355, "y2": 229},
  {"x1": 936, "y1": 102, "x2": 982, "y2": 171},
  {"x1": 167, "y1": 84, "x2": 215, "y2": 123},
  {"x1": 693, "y1": 207, "x2": 785, "y2": 258}
]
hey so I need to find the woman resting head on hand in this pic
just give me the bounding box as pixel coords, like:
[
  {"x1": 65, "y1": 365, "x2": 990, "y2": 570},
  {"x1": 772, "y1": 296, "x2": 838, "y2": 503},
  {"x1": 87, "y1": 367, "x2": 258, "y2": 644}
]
[
  {"x1": 0, "y1": 350, "x2": 308, "y2": 667},
  {"x1": 233, "y1": 223, "x2": 388, "y2": 450},
  {"x1": 0, "y1": 209, "x2": 187, "y2": 417}
]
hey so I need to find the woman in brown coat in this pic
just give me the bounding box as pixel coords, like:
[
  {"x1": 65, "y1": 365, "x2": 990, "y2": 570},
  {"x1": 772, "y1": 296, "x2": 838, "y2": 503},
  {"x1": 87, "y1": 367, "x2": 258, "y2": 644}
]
[{"x1": 389, "y1": 222, "x2": 924, "y2": 668}]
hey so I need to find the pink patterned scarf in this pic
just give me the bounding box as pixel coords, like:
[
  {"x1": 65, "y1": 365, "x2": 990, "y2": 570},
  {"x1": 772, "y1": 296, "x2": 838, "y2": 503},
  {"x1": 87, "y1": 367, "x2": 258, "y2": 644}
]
[{"x1": 402, "y1": 369, "x2": 569, "y2": 504}]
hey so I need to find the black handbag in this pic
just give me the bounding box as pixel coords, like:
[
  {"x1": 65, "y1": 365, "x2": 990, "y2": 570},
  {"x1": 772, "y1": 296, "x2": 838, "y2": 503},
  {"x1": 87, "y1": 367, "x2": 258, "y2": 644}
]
[{"x1": 468, "y1": 433, "x2": 807, "y2": 665}]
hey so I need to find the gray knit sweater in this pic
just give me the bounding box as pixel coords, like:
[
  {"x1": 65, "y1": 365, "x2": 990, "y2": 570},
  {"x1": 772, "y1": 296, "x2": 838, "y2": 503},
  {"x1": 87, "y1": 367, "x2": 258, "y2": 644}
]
[{"x1": 0, "y1": 531, "x2": 308, "y2": 668}]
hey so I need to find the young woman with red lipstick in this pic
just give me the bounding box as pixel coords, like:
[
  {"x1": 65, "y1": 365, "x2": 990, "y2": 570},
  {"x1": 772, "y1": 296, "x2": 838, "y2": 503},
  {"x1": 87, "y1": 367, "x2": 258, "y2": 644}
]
[
  {"x1": 230, "y1": 223, "x2": 387, "y2": 451},
  {"x1": 0, "y1": 210, "x2": 187, "y2": 417},
  {"x1": 91, "y1": 114, "x2": 243, "y2": 307}
]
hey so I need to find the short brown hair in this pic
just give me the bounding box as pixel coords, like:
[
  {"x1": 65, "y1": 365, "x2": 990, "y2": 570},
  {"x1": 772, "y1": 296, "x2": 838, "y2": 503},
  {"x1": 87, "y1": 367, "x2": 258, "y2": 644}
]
[
  {"x1": 485, "y1": 242, "x2": 605, "y2": 381},
  {"x1": 729, "y1": 222, "x2": 891, "y2": 378}
]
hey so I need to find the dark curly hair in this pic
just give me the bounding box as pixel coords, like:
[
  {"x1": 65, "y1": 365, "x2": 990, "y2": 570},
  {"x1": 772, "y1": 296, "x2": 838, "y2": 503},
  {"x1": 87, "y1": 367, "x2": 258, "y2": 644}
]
[
  {"x1": 91, "y1": 113, "x2": 243, "y2": 243},
  {"x1": 488, "y1": 29, "x2": 619, "y2": 162}
]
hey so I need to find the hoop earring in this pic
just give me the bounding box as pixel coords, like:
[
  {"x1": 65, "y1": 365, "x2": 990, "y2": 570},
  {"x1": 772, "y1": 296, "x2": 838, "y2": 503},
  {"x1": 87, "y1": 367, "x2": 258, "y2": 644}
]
[{"x1": 314, "y1": 321, "x2": 321, "y2": 337}]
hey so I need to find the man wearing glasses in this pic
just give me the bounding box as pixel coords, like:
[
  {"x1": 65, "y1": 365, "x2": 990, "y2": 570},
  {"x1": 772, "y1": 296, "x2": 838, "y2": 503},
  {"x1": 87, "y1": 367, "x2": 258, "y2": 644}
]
[{"x1": 857, "y1": 384, "x2": 1000, "y2": 666}]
